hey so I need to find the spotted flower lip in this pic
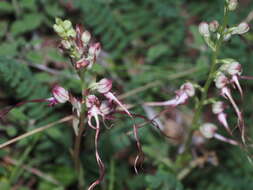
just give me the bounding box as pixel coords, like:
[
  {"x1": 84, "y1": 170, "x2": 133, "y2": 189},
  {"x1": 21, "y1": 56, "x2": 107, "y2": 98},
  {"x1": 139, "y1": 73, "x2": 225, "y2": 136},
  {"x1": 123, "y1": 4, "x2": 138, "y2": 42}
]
[{"x1": 86, "y1": 95, "x2": 100, "y2": 108}]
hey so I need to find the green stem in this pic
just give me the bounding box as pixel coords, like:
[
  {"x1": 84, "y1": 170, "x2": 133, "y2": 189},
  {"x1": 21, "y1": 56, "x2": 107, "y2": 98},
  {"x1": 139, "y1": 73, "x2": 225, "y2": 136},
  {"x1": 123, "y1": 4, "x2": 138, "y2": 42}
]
[
  {"x1": 73, "y1": 73, "x2": 87, "y2": 189},
  {"x1": 190, "y1": 7, "x2": 229, "y2": 133},
  {"x1": 73, "y1": 107, "x2": 86, "y2": 173}
]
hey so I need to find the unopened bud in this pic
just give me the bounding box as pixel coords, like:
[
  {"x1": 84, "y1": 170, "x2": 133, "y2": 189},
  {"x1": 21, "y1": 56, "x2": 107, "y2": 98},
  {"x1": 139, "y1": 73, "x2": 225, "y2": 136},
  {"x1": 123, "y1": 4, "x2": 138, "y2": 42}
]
[
  {"x1": 55, "y1": 18, "x2": 62, "y2": 25},
  {"x1": 81, "y1": 31, "x2": 91, "y2": 45},
  {"x1": 88, "y1": 43, "x2": 101, "y2": 57},
  {"x1": 61, "y1": 40, "x2": 72, "y2": 49},
  {"x1": 53, "y1": 24, "x2": 64, "y2": 34},
  {"x1": 52, "y1": 85, "x2": 69, "y2": 103},
  {"x1": 181, "y1": 82, "x2": 195, "y2": 97},
  {"x1": 227, "y1": 62, "x2": 242, "y2": 75},
  {"x1": 212, "y1": 101, "x2": 224, "y2": 114},
  {"x1": 199, "y1": 22, "x2": 210, "y2": 37},
  {"x1": 227, "y1": 0, "x2": 238, "y2": 11},
  {"x1": 75, "y1": 58, "x2": 90, "y2": 69},
  {"x1": 66, "y1": 29, "x2": 76, "y2": 38},
  {"x1": 215, "y1": 73, "x2": 228, "y2": 89},
  {"x1": 200, "y1": 123, "x2": 217, "y2": 138},
  {"x1": 235, "y1": 22, "x2": 250, "y2": 35},
  {"x1": 97, "y1": 78, "x2": 113, "y2": 94},
  {"x1": 63, "y1": 20, "x2": 72, "y2": 30},
  {"x1": 209, "y1": 20, "x2": 219, "y2": 32}
]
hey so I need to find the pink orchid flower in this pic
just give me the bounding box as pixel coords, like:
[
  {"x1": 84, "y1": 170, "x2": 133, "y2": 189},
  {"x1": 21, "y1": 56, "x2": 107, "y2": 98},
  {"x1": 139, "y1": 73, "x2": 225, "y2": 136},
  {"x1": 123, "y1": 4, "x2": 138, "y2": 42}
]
[{"x1": 145, "y1": 82, "x2": 195, "y2": 107}]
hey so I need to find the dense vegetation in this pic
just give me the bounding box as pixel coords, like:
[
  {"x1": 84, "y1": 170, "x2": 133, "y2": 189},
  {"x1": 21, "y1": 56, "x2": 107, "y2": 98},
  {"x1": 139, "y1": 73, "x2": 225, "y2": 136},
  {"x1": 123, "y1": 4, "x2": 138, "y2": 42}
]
[{"x1": 0, "y1": 0, "x2": 253, "y2": 189}]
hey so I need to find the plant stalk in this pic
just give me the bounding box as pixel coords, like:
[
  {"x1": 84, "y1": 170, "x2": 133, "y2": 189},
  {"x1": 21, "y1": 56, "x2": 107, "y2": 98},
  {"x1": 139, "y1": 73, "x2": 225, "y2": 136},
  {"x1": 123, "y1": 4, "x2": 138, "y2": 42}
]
[
  {"x1": 73, "y1": 71, "x2": 87, "y2": 188},
  {"x1": 188, "y1": 6, "x2": 229, "y2": 145}
]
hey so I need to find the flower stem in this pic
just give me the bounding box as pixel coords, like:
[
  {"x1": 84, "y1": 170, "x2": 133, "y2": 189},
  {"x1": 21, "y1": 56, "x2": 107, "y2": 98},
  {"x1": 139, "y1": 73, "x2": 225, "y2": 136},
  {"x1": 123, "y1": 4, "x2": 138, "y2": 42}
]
[
  {"x1": 73, "y1": 74, "x2": 87, "y2": 188},
  {"x1": 73, "y1": 107, "x2": 86, "y2": 173},
  {"x1": 190, "y1": 6, "x2": 229, "y2": 139}
]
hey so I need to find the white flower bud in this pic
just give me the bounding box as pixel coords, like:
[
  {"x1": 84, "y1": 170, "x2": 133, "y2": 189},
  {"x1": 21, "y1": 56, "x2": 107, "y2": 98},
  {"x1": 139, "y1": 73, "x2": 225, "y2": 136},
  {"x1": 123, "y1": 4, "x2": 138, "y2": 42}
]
[
  {"x1": 67, "y1": 29, "x2": 76, "y2": 38},
  {"x1": 88, "y1": 43, "x2": 101, "y2": 57},
  {"x1": 81, "y1": 31, "x2": 91, "y2": 45},
  {"x1": 227, "y1": 0, "x2": 238, "y2": 11},
  {"x1": 209, "y1": 20, "x2": 219, "y2": 32},
  {"x1": 227, "y1": 62, "x2": 242, "y2": 75},
  {"x1": 61, "y1": 40, "x2": 72, "y2": 49},
  {"x1": 63, "y1": 20, "x2": 72, "y2": 30},
  {"x1": 235, "y1": 22, "x2": 250, "y2": 35},
  {"x1": 97, "y1": 78, "x2": 113, "y2": 94},
  {"x1": 215, "y1": 73, "x2": 228, "y2": 89},
  {"x1": 199, "y1": 22, "x2": 210, "y2": 37},
  {"x1": 52, "y1": 85, "x2": 69, "y2": 103},
  {"x1": 212, "y1": 101, "x2": 224, "y2": 114},
  {"x1": 53, "y1": 24, "x2": 64, "y2": 34},
  {"x1": 200, "y1": 123, "x2": 217, "y2": 138},
  {"x1": 180, "y1": 82, "x2": 195, "y2": 97}
]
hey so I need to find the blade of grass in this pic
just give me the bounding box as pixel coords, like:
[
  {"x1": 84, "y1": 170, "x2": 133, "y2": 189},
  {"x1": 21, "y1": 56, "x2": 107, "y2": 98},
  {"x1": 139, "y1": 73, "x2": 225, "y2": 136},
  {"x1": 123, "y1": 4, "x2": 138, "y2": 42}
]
[
  {"x1": 108, "y1": 159, "x2": 115, "y2": 190},
  {"x1": 4, "y1": 156, "x2": 61, "y2": 185},
  {"x1": 0, "y1": 116, "x2": 72, "y2": 149},
  {"x1": 9, "y1": 135, "x2": 40, "y2": 184}
]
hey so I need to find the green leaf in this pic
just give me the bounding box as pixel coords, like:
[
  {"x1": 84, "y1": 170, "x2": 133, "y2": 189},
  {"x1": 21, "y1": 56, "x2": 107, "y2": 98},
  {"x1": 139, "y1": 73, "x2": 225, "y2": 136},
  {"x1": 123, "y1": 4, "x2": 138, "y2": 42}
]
[
  {"x1": 11, "y1": 13, "x2": 44, "y2": 36},
  {"x1": 52, "y1": 166, "x2": 76, "y2": 186},
  {"x1": 0, "y1": 22, "x2": 8, "y2": 38},
  {"x1": 147, "y1": 44, "x2": 169, "y2": 62},
  {"x1": 0, "y1": 180, "x2": 11, "y2": 190},
  {"x1": 26, "y1": 51, "x2": 44, "y2": 64},
  {"x1": 45, "y1": 3, "x2": 64, "y2": 17},
  {"x1": 0, "y1": 2, "x2": 13, "y2": 13},
  {"x1": 47, "y1": 48, "x2": 66, "y2": 63},
  {"x1": 0, "y1": 43, "x2": 19, "y2": 57},
  {"x1": 20, "y1": 0, "x2": 37, "y2": 10}
]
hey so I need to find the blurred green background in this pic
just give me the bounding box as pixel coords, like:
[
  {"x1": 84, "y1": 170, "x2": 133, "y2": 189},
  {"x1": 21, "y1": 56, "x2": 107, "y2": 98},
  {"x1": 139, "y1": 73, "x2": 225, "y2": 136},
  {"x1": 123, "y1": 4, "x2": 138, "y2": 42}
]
[{"x1": 1, "y1": 0, "x2": 253, "y2": 189}]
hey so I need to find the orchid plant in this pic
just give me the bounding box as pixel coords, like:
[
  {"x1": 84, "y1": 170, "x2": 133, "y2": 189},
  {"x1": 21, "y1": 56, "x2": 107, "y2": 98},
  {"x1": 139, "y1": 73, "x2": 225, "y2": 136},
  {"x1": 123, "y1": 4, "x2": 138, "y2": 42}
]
[
  {"x1": 146, "y1": 0, "x2": 250, "y2": 149},
  {"x1": 1, "y1": 0, "x2": 252, "y2": 189},
  {"x1": 0, "y1": 18, "x2": 144, "y2": 189}
]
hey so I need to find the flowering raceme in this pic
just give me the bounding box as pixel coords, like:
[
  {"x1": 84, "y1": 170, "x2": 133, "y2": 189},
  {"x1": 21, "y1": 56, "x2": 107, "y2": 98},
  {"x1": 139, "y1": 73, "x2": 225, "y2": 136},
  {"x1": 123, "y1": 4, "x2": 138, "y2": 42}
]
[
  {"x1": 0, "y1": 18, "x2": 143, "y2": 190},
  {"x1": 145, "y1": 0, "x2": 251, "y2": 148},
  {"x1": 1, "y1": 1, "x2": 253, "y2": 189}
]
